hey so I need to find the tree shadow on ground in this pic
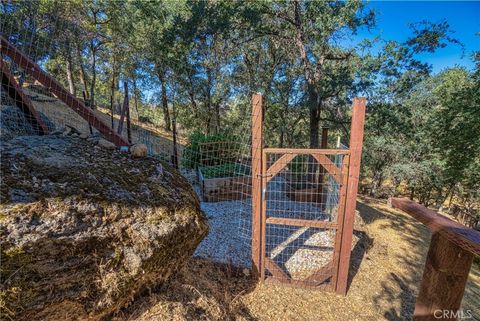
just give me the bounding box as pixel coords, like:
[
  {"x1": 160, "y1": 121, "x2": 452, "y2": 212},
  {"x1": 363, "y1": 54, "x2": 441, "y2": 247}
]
[
  {"x1": 356, "y1": 198, "x2": 430, "y2": 320},
  {"x1": 114, "y1": 258, "x2": 259, "y2": 321},
  {"x1": 355, "y1": 197, "x2": 480, "y2": 321}
]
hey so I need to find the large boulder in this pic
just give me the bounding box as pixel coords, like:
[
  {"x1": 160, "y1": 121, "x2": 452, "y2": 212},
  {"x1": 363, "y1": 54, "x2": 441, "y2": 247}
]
[{"x1": 0, "y1": 135, "x2": 208, "y2": 320}]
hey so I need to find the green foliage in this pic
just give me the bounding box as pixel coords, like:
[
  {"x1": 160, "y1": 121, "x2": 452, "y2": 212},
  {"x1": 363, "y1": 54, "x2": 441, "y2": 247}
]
[
  {"x1": 2, "y1": 1, "x2": 477, "y2": 213},
  {"x1": 182, "y1": 131, "x2": 238, "y2": 169},
  {"x1": 201, "y1": 163, "x2": 250, "y2": 179}
]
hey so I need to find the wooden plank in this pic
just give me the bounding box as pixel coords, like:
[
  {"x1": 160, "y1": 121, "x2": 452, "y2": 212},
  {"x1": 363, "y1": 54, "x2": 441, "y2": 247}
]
[
  {"x1": 264, "y1": 147, "x2": 349, "y2": 155},
  {"x1": 251, "y1": 93, "x2": 263, "y2": 277},
  {"x1": 390, "y1": 198, "x2": 480, "y2": 256},
  {"x1": 264, "y1": 257, "x2": 291, "y2": 283},
  {"x1": 264, "y1": 276, "x2": 333, "y2": 291},
  {"x1": 266, "y1": 217, "x2": 337, "y2": 229},
  {"x1": 260, "y1": 136, "x2": 268, "y2": 281},
  {"x1": 1, "y1": 61, "x2": 49, "y2": 134},
  {"x1": 318, "y1": 127, "x2": 329, "y2": 183},
  {"x1": 265, "y1": 152, "x2": 297, "y2": 183},
  {"x1": 312, "y1": 153, "x2": 342, "y2": 183},
  {"x1": 117, "y1": 81, "x2": 128, "y2": 135},
  {"x1": 331, "y1": 154, "x2": 350, "y2": 291},
  {"x1": 1, "y1": 36, "x2": 129, "y2": 147},
  {"x1": 303, "y1": 261, "x2": 333, "y2": 285},
  {"x1": 336, "y1": 97, "x2": 366, "y2": 295},
  {"x1": 413, "y1": 232, "x2": 474, "y2": 321}
]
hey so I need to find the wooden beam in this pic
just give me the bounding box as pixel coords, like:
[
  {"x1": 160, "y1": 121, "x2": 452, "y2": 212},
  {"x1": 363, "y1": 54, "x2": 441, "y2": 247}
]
[
  {"x1": 312, "y1": 153, "x2": 342, "y2": 183},
  {"x1": 265, "y1": 153, "x2": 297, "y2": 183},
  {"x1": 303, "y1": 262, "x2": 333, "y2": 285},
  {"x1": 413, "y1": 232, "x2": 474, "y2": 321},
  {"x1": 264, "y1": 276, "x2": 333, "y2": 291},
  {"x1": 390, "y1": 198, "x2": 480, "y2": 256},
  {"x1": 264, "y1": 257, "x2": 291, "y2": 283},
  {"x1": 266, "y1": 217, "x2": 337, "y2": 229},
  {"x1": 336, "y1": 97, "x2": 366, "y2": 295},
  {"x1": 264, "y1": 147, "x2": 349, "y2": 155},
  {"x1": 1, "y1": 36, "x2": 129, "y2": 147},
  {"x1": 251, "y1": 93, "x2": 263, "y2": 277},
  {"x1": 1, "y1": 61, "x2": 48, "y2": 135},
  {"x1": 331, "y1": 154, "x2": 350, "y2": 291}
]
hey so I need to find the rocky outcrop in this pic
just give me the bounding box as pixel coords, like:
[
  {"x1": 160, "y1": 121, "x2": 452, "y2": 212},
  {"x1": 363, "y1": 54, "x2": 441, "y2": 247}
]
[
  {"x1": 0, "y1": 135, "x2": 208, "y2": 320},
  {"x1": 0, "y1": 105, "x2": 56, "y2": 140}
]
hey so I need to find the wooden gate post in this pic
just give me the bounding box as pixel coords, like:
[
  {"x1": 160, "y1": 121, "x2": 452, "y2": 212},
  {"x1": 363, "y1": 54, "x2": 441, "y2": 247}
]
[
  {"x1": 336, "y1": 97, "x2": 366, "y2": 295},
  {"x1": 251, "y1": 93, "x2": 263, "y2": 277}
]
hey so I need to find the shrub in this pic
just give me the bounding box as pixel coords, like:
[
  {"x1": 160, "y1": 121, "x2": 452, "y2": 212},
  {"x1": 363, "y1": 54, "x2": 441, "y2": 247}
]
[
  {"x1": 201, "y1": 163, "x2": 250, "y2": 179},
  {"x1": 182, "y1": 131, "x2": 239, "y2": 169}
]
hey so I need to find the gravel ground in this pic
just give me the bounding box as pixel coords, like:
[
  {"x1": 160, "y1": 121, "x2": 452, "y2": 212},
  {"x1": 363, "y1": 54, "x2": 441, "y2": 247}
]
[{"x1": 192, "y1": 174, "x2": 335, "y2": 279}]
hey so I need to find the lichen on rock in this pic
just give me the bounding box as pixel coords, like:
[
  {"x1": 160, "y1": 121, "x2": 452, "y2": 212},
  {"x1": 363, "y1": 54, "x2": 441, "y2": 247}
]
[{"x1": 0, "y1": 135, "x2": 208, "y2": 320}]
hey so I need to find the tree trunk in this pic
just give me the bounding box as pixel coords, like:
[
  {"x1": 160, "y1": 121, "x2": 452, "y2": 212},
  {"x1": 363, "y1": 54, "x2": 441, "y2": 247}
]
[
  {"x1": 371, "y1": 171, "x2": 384, "y2": 197},
  {"x1": 109, "y1": 63, "x2": 116, "y2": 129},
  {"x1": 189, "y1": 90, "x2": 198, "y2": 118},
  {"x1": 76, "y1": 43, "x2": 89, "y2": 99},
  {"x1": 157, "y1": 70, "x2": 171, "y2": 131},
  {"x1": 306, "y1": 87, "x2": 320, "y2": 182},
  {"x1": 206, "y1": 66, "x2": 213, "y2": 134},
  {"x1": 133, "y1": 79, "x2": 140, "y2": 119},
  {"x1": 214, "y1": 102, "x2": 220, "y2": 134},
  {"x1": 89, "y1": 40, "x2": 96, "y2": 109},
  {"x1": 65, "y1": 47, "x2": 76, "y2": 95}
]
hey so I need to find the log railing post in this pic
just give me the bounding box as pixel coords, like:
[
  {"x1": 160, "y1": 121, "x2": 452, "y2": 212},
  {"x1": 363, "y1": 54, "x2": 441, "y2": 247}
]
[
  {"x1": 336, "y1": 97, "x2": 366, "y2": 294},
  {"x1": 251, "y1": 93, "x2": 263, "y2": 277},
  {"x1": 413, "y1": 232, "x2": 474, "y2": 321},
  {"x1": 389, "y1": 197, "x2": 480, "y2": 321}
]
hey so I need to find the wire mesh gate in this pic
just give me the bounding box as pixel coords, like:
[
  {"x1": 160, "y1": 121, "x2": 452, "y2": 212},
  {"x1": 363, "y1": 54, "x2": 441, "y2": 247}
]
[
  {"x1": 250, "y1": 94, "x2": 366, "y2": 295},
  {"x1": 260, "y1": 148, "x2": 350, "y2": 291}
]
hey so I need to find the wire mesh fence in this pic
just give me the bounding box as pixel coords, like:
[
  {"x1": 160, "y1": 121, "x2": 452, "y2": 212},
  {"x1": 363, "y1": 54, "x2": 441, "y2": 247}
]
[{"x1": 1, "y1": 4, "x2": 365, "y2": 294}]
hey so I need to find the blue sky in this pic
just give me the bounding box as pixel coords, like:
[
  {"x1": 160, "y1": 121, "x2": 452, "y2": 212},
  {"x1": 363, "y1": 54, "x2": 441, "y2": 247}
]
[{"x1": 359, "y1": 1, "x2": 479, "y2": 74}]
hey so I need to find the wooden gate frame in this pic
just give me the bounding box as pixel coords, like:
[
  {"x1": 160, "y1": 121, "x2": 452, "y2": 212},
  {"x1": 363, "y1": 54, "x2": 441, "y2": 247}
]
[{"x1": 251, "y1": 94, "x2": 366, "y2": 295}]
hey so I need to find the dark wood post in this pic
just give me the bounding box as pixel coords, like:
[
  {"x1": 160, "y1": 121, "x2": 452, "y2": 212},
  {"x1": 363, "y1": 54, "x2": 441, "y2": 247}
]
[
  {"x1": 117, "y1": 81, "x2": 129, "y2": 137},
  {"x1": 251, "y1": 93, "x2": 263, "y2": 277},
  {"x1": 321, "y1": 127, "x2": 329, "y2": 149},
  {"x1": 125, "y1": 82, "x2": 132, "y2": 144},
  {"x1": 336, "y1": 97, "x2": 366, "y2": 295},
  {"x1": 82, "y1": 90, "x2": 93, "y2": 135},
  {"x1": 172, "y1": 101, "x2": 179, "y2": 170},
  {"x1": 413, "y1": 233, "x2": 474, "y2": 321}
]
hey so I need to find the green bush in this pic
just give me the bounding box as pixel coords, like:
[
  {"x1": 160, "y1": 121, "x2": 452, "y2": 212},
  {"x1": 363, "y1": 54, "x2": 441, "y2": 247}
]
[
  {"x1": 201, "y1": 163, "x2": 250, "y2": 179},
  {"x1": 182, "y1": 131, "x2": 239, "y2": 169}
]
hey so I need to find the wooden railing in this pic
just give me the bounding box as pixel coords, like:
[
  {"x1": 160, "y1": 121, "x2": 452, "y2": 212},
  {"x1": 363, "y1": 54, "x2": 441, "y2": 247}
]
[
  {"x1": 390, "y1": 198, "x2": 480, "y2": 321},
  {"x1": 1, "y1": 36, "x2": 129, "y2": 147}
]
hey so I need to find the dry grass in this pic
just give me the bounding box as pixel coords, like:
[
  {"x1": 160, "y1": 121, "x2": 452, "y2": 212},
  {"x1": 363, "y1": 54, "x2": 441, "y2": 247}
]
[
  {"x1": 25, "y1": 88, "x2": 185, "y2": 159},
  {"x1": 111, "y1": 196, "x2": 479, "y2": 321}
]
